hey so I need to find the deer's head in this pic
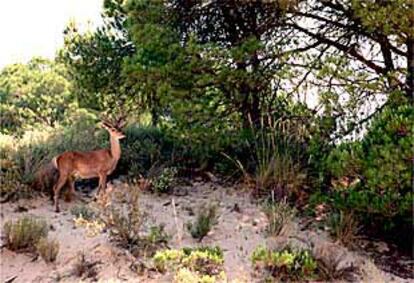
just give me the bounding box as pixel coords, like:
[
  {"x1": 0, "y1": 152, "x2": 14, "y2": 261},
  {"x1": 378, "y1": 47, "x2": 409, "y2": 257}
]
[{"x1": 102, "y1": 116, "x2": 127, "y2": 140}]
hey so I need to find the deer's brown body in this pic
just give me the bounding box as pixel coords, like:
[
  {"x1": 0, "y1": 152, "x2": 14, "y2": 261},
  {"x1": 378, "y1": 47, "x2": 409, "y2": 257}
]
[{"x1": 52, "y1": 121, "x2": 125, "y2": 212}]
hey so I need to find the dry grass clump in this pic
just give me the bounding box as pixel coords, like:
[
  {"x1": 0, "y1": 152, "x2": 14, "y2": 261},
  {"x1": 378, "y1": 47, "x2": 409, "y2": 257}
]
[
  {"x1": 100, "y1": 186, "x2": 169, "y2": 257},
  {"x1": 36, "y1": 237, "x2": 60, "y2": 263},
  {"x1": 263, "y1": 197, "x2": 296, "y2": 237},
  {"x1": 102, "y1": 187, "x2": 144, "y2": 248},
  {"x1": 3, "y1": 216, "x2": 48, "y2": 252},
  {"x1": 328, "y1": 210, "x2": 361, "y2": 246},
  {"x1": 72, "y1": 252, "x2": 100, "y2": 280}
]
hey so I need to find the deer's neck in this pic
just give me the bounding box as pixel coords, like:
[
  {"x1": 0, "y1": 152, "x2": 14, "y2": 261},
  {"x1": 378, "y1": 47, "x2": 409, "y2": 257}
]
[{"x1": 109, "y1": 136, "x2": 121, "y2": 161}]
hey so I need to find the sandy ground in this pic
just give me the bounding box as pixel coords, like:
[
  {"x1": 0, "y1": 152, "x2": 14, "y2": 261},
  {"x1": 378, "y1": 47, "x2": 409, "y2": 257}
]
[{"x1": 0, "y1": 180, "x2": 413, "y2": 283}]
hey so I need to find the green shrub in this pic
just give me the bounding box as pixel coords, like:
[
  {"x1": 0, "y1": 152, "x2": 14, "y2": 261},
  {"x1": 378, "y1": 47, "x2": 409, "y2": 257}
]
[
  {"x1": 102, "y1": 187, "x2": 171, "y2": 257},
  {"x1": 0, "y1": 165, "x2": 32, "y2": 201},
  {"x1": 130, "y1": 224, "x2": 170, "y2": 258},
  {"x1": 320, "y1": 104, "x2": 413, "y2": 241},
  {"x1": 263, "y1": 198, "x2": 296, "y2": 236},
  {"x1": 3, "y1": 216, "x2": 49, "y2": 251},
  {"x1": 251, "y1": 246, "x2": 318, "y2": 281},
  {"x1": 0, "y1": 58, "x2": 73, "y2": 135},
  {"x1": 152, "y1": 167, "x2": 178, "y2": 193},
  {"x1": 36, "y1": 237, "x2": 60, "y2": 263},
  {"x1": 120, "y1": 125, "x2": 177, "y2": 178},
  {"x1": 187, "y1": 204, "x2": 218, "y2": 242}
]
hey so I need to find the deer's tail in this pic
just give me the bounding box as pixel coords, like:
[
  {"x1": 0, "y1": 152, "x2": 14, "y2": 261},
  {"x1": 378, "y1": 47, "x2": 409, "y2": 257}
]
[{"x1": 52, "y1": 156, "x2": 59, "y2": 169}]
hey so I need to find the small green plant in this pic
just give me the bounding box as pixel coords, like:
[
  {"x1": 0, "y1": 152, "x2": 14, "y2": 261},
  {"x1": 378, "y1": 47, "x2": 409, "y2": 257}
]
[
  {"x1": 130, "y1": 224, "x2": 170, "y2": 257},
  {"x1": 328, "y1": 210, "x2": 361, "y2": 246},
  {"x1": 71, "y1": 204, "x2": 96, "y2": 221},
  {"x1": 153, "y1": 246, "x2": 224, "y2": 277},
  {"x1": 3, "y1": 216, "x2": 48, "y2": 251},
  {"x1": 263, "y1": 197, "x2": 296, "y2": 236},
  {"x1": 251, "y1": 246, "x2": 318, "y2": 281},
  {"x1": 187, "y1": 204, "x2": 218, "y2": 242},
  {"x1": 36, "y1": 237, "x2": 60, "y2": 263},
  {"x1": 147, "y1": 224, "x2": 170, "y2": 245},
  {"x1": 152, "y1": 166, "x2": 178, "y2": 193}
]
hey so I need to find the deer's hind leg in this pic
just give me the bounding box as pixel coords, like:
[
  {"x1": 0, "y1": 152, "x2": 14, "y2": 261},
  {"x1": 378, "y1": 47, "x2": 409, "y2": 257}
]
[
  {"x1": 63, "y1": 176, "x2": 76, "y2": 202},
  {"x1": 53, "y1": 173, "x2": 69, "y2": 213}
]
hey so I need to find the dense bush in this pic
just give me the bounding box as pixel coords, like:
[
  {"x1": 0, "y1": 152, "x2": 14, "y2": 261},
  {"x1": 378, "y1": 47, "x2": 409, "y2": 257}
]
[
  {"x1": 119, "y1": 125, "x2": 177, "y2": 178},
  {"x1": 314, "y1": 104, "x2": 413, "y2": 241}
]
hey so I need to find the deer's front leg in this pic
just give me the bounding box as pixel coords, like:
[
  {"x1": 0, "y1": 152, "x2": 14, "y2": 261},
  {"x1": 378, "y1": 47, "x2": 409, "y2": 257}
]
[{"x1": 96, "y1": 173, "x2": 107, "y2": 198}]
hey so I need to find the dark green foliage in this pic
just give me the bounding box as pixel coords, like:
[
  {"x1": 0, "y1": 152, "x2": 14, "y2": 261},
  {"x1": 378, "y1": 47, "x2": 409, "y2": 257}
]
[
  {"x1": 60, "y1": 0, "x2": 134, "y2": 111},
  {"x1": 313, "y1": 104, "x2": 413, "y2": 242},
  {"x1": 119, "y1": 125, "x2": 177, "y2": 177}
]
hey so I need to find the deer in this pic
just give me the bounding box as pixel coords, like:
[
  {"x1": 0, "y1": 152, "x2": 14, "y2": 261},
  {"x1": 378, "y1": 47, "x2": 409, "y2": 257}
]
[{"x1": 51, "y1": 117, "x2": 126, "y2": 212}]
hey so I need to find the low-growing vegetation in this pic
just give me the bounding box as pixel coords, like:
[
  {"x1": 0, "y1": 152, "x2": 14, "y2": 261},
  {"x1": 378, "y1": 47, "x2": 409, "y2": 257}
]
[
  {"x1": 72, "y1": 252, "x2": 100, "y2": 280},
  {"x1": 100, "y1": 186, "x2": 169, "y2": 257},
  {"x1": 328, "y1": 210, "x2": 361, "y2": 247},
  {"x1": 3, "y1": 216, "x2": 49, "y2": 252},
  {"x1": 36, "y1": 237, "x2": 60, "y2": 263},
  {"x1": 251, "y1": 246, "x2": 318, "y2": 281},
  {"x1": 187, "y1": 204, "x2": 218, "y2": 242},
  {"x1": 263, "y1": 197, "x2": 296, "y2": 237},
  {"x1": 71, "y1": 204, "x2": 97, "y2": 221},
  {"x1": 153, "y1": 246, "x2": 224, "y2": 279},
  {"x1": 151, "y1": 166, "x2": 178, "y2": 194}
]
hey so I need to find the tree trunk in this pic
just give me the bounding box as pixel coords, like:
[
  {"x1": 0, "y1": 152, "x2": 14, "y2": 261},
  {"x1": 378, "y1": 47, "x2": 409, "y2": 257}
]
[{"x1": 407, "y1": 36, "x2": 414, "y2": 105}]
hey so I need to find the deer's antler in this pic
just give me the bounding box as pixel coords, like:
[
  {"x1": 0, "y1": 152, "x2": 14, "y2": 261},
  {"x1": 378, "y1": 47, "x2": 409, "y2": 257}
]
[
  {"x1": 115, "y1": 115, "x2": 127, "y2": 129},
  {"x1": 101, "y1": 114, "x2": 127, "y2": 130}
]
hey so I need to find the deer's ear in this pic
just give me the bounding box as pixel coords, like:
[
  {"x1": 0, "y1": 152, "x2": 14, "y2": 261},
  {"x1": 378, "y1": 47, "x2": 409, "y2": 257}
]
[{"x1": 101, "y1": 122, "x2": 113, "y2": 131}]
